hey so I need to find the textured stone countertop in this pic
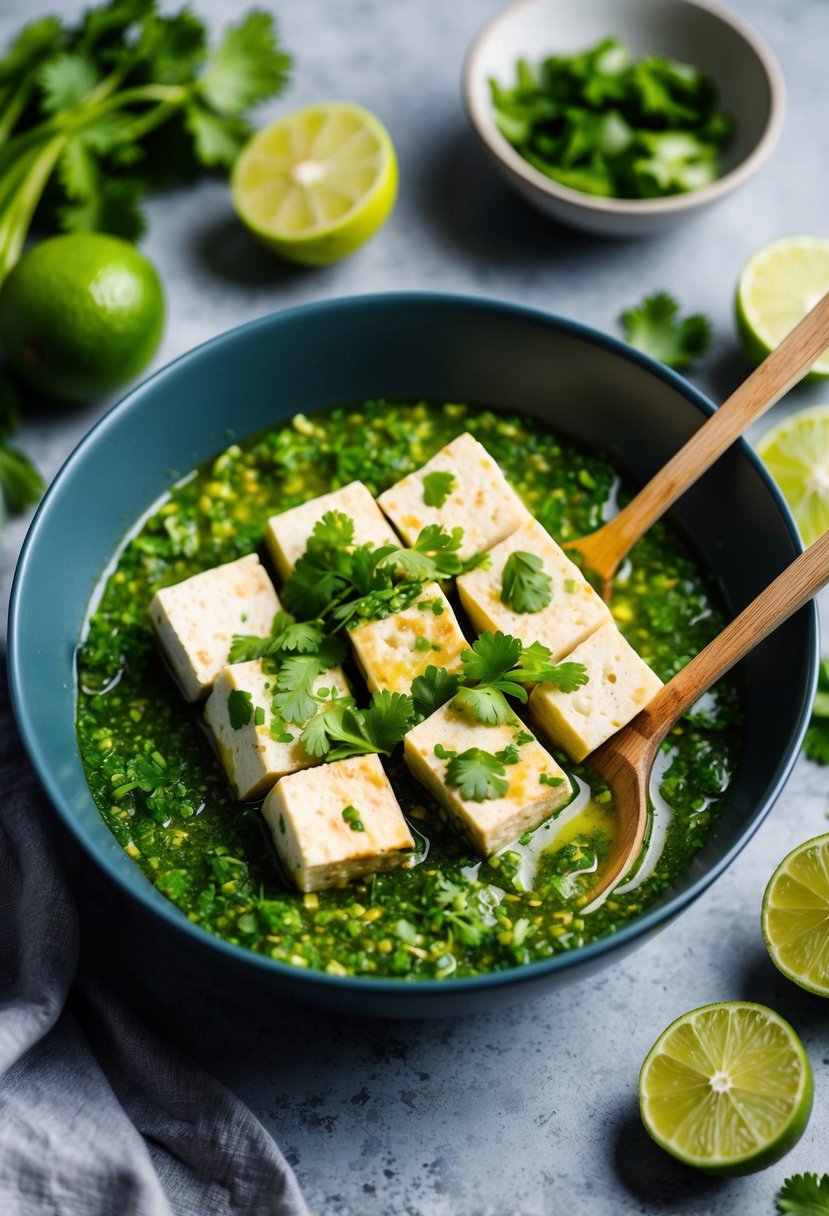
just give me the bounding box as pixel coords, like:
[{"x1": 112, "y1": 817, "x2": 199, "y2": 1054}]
[{"x1": 1, "y1": 1, "x2": 827, "y2": 1213}]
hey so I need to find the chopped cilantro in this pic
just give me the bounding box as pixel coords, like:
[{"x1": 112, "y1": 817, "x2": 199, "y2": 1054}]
[
  {"x1": 620, "y1": 293, "x2": 712, "y2": 369},
  {"x1": 445, "y1": 746, "x2": 518, "y2": 802},
  {"x1": 540, "y1": 772, "x2": 565, "y2": 787},
  {"x1": 501, "y1": 549, "x2": 553, "y2": 613},
  {"x1": 341, "y1": 805, "x2": 365, "y2": 832},
  {"x1": 490, "y1": 39, "x2": 730, "y2": 202},
  {"x1": 422, "y1": 470, "x2": 455, "y2": 507},
  {"x1": 413, "y1": 635, "x2": 441, "y2": 653},
  {"x1": 254, "y1": 705, "x2": 265, "y2": 727},
  {"x1": 777, "y1": 1173, "x2": 829, "y2": 1215},
  {"x1": 434, "y1": 742, "x2": 457, "y2": 760},
  {"x1": 227, "y1": 689, "x2": 253, "y2": 730},
  {"x1": 515, "y1": 730, "x2": 534, "y2": 745},
  {"x1": 804, "y1": 658, "x2": 829, "y2": 766}
]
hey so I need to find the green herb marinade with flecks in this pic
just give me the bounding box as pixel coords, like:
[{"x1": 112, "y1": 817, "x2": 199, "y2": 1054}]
[{"x1": 76, "y1": 401, "x2": 741, "y2": 979}]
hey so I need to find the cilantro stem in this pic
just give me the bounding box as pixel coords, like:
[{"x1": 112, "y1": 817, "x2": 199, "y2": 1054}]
[
  {"x1": 0, "y1": 78, "x2": 35, "y2": 146},
  {"x1": 0, "y1": 134, "x2": 66, "y2": 280}
]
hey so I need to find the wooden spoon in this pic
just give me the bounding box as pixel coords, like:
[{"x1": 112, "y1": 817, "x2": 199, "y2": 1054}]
[
  {"x1": 566, "y1": 291, "x2": 829, "y2": 596},
  {"x1": 586, "y1": 526, "x2": 829, "y2": 902}
]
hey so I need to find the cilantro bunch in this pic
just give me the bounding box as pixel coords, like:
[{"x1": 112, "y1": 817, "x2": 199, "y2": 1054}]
[
  {"x1": 0, "y1": 0, "x2": 291, "y2": 280},
  {"x1": 491, "y1": 38, "x2": 731, "y2": 199}
]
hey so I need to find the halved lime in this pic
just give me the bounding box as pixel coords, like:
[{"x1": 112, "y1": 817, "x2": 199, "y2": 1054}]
[
  {"x1": 736, "y1": 236, "x2": 829, "y2": 378},
  {"x1": 639, "y1": 1001, "x2": 812, "y2": 1175},
  {"x1": 756, "y1": 405, "x2": 829, "y2": 545},
  {"x1": 232, "y1": 102, "x2": 398, "y2": 266},
  {"x1": 762, "y1": 834, "x2": 829, "y2": 996}
]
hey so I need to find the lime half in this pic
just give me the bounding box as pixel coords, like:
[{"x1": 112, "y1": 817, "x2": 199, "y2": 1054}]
[
  {"x1": 763, "y1": 834, "x2": 829, "y2": 997},
  {"x1": 639, "y1": 1001, "x2": 812, "y2": 1175},
  {"x1": 736, "y1": 236, "x2": 829, "y2": 378},
  {"x1": 756, "y1": 405, "x2": 829, "y2": 545},
  {"x1": 232, "y1": 102, "x2": 398, "y2": 266}
]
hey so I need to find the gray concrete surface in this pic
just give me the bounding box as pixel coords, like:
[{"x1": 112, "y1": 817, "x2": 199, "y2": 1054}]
[{"x1": 1, "y1": 1, "x2": 827, "y2": 1213}]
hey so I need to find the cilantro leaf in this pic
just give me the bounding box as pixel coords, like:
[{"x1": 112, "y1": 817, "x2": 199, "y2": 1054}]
[
  {"x1": 422, "y1": 470, "x2": 455, "y2": 507},
  {"x1": 501, "y1": 550, "x2": 553, "y2": 613},
  {"x1": 184, "y1": 101, "x2": 250, "y2": 169},
  {"x1": 361, "y1": 690, "x2": 417, "y2": 752},
  {"x1": 620, "y1": 292, "x2": 712, "y2": 370},
  {"x1": 452, "y1": 684, "x2": 515, "y2": 725},
  {"x1": 197, "y1": 10, "x2": 291, "y2": 115},
  {"x1": 461, "y1": 631, "x2": 523, "y2": 684},
  {"x1": 445, "y1": 748, "x2": 511, "y2": 801},
  {"x1": 778, "y1": 1173, "x2": 829, "y2": 1215},
  {"x1": 227, "y1": 689, "x2": 253, "y2": 730},
  {"x1": 273, "y1": 654, "x2": 324, "y2": 725},
  {"x1": 411, "y1": 665, "x2": 461, "y2": 720},
  {"x1": 804, "y1": 658, "x2": 829, "y2": 766},
  {"x1": 310, "y1": 510, "x2": 356, "y2": 549},
  {"x1": 229, "y1": 615, "x2": 329, "y2": 663},
  {"x1": 38, "y1": 53, "x2": 99, "y2": 115}
]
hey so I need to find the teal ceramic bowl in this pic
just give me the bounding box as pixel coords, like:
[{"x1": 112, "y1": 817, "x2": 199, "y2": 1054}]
[{"x1": 8, "y1": 294, "x2": 817, "y2": 1018}]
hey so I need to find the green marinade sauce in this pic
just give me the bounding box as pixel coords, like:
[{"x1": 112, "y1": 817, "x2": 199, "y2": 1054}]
[{"x1": 76, "y1": 401, "x2": 741, "y2": 979}]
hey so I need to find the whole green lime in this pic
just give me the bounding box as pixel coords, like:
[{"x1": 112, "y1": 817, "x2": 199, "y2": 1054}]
[{"x1": 0, "y1": 232, "x2": 165, "y2": 402}]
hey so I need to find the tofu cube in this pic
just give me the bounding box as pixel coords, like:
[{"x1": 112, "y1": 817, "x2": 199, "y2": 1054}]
[
  {"x1": 349, "y1": 582, "x2": 468, "y2": 695},
  {"x1": 265, "y1": 481, "x2": 400, "y2": 580},
  {"x1": 149, "y1": 554, "x2": 280, "y2": 702},
  {"x1": 261, "y1": 754, "x2": 415, "y2": 892},
  {"x1": 456, "y1": 517, "x2": 611, "y2": 663},
  {"x1": 529, "y1": 621, "x2": 663, "y2": 762},
  {"x1": 404, "y1": 703, "x2": 571, "y2": 856},
  {"x1": 204, "y1": 660, "x2": 351, "y2": 800},
  {"x1": 377, "y1": 432, "x2": 529, "y2": 560}
]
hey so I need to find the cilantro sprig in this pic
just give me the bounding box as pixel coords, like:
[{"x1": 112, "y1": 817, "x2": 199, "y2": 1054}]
[
  {"x1": 778, "y1": 1173, "x2": 829, "y2": 1215},
  {"x1": 281, "y1": 511, "x2": 484, "y2": 630},
  {"x1": 620, "y1": 292, "x2": 712, "y2": 369},
  {"x1": 300, "y1": 689, "x2": 416, "y2": 762},
  {"x1": 804, "y1": 657, "x2": 829, "y2": 766},
  {"x1": 452, "y1": 631, "x2": 588, "y2": 724},
  {"x1": 501, "y1": 549, "x2": 552, "y2": 613},
  {"x1": 0, "y1": 2, "x2": 291, "y2": 279}
]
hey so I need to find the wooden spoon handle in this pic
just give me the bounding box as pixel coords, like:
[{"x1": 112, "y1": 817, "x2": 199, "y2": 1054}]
[
  {"x1": 639, "y1": 528, "x2": 829, "y2": 738},
  {"x1": 593, "y1": 291, "x2": 829, "y2": 565}
]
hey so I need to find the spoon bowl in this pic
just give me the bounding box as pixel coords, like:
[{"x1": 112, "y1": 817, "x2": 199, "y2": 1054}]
[{"x1": 589, "y1": 528, "x2": 829, "y2": 900}]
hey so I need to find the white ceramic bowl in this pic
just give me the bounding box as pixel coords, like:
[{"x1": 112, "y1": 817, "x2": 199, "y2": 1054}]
[{"x1": 463, "y1": 0, "x2": 785, "y2": 236}]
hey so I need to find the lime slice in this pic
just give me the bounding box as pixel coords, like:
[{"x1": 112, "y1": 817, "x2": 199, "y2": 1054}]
[
  {"x1": 232, "y1": 102, "x2": 398, "y2": 266},
  {"x1": 736, "y1": 236, "x2": 829, "y2": 378},
  {"x1": 762, "y1": 834, "x2": 829, "y2": 996},
  {"x1": 639, "y1": 1001, "x2": 812, "y2": 1175},
  {"x1": 756, "y1": 405, "x2": 829, "y2": 545}
]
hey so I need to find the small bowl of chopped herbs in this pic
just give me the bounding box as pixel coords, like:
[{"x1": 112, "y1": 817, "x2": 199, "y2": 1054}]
[{"x1": 463, "y1": 0, "x2": 785, "y2": 236}]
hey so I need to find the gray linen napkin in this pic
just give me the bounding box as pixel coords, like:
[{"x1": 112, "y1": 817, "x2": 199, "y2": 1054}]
[{"x1": 0, "y1": 668, "x2": 311, "y2": 1216}]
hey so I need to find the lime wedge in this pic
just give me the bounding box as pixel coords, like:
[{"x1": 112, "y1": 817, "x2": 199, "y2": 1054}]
[
  {"x1": 231, "y1": 102, "x2": 398, "y2": 266},
  {"x1": 639, "y1": 1001, "x2": 812, "y2": 1175},
  {"x1": 736, "y1": 236, "x2": 829, "y2": 378},
  {"x1": 762, "y1": 834, "x2": 829, "y2": 996},
  {"x1": 756, "y1": 405, "x2": 829, "y2": 545}
]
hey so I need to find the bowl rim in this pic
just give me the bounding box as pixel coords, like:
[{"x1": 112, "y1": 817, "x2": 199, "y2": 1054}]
[
  {"x1": 462, "y1": 0, "x2": 786, "y2": 217},
  {"x1": 8, "y1": 290, "x2": 818, "y2": 1001}
]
